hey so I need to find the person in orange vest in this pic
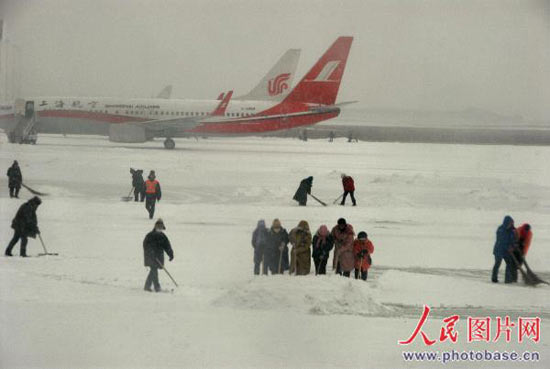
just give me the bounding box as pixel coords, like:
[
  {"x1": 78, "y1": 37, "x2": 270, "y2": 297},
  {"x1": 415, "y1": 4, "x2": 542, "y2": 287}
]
[{"x1": 144, "y1": 170, "x2": 161, "y2": 219}]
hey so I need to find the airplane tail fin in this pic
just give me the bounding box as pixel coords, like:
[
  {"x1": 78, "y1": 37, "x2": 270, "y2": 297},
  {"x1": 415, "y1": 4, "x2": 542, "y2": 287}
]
[
  {"x1": 156, "y1": 85, "x2": 173, "y2": 99},
  {"x1": 283, "y1": 37, "x2": 353, "y2": 106},
  {"x1": 235, "y1": 48, "x2": 301, "y2": 101},
  {"x1": 211, "y1": 91, "x2": 233, "y2": 116}
]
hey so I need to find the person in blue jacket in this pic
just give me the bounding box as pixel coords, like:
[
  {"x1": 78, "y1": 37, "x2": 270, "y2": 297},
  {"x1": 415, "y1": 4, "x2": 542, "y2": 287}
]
[{"x1": 492, "y1": 215, "x2": 517, "y2": 283}]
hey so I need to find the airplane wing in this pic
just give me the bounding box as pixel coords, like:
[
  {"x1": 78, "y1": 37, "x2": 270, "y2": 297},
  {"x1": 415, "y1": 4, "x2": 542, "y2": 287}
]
[
  {"x1": 133, "y1": 116, "x2": 202, "y2": 133},
  {"x1": 129, "y1": 90, "x2": 234, "y2": 133}
]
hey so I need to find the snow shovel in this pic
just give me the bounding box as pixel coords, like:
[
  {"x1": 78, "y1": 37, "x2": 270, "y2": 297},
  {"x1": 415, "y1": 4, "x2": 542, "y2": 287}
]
[
  {"x1": 278, "y1": 248, "x2": 283, "y2": 274},
  {"x1": 523, "y1": 258, "x2": 550, "y2": 286},
  {"x1": 37, "y1": 234, "x2": 58, "y2": 256},
  {"x1": 291, "y1": 248, "x2": 297, "y2": 275},
  {"x1": 277, "y1": 242, "x2": 286, "y2": 274},
  {"x1": 308, "y1": 193, "x2": 327, "y2": 206},
  {"x1": 121, "y1": 187, "x2": 134, "y2": 202},
  {"x1": 333, "y1": 194, "x2": 343, "y2": 205},
  {"x1": 509, "y1": 252, "x2": 545, "y2": 286},
  {"x1": 333, "y1": 246, "x2": 340, "y2": 275},
  {"x1": 155, "y1": 258, "x2": 178, "y2": 287},
  {"x1": 21, "y1": 183, "x2": 48, "y2": 196}
]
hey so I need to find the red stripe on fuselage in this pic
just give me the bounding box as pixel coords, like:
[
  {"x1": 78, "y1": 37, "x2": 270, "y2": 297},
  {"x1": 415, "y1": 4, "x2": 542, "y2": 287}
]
[{"x1": 191, "y1": 111, "x2": 339, "y2": 134}]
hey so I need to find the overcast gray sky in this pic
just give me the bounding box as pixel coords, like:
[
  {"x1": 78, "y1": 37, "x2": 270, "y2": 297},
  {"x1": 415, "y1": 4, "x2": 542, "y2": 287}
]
[{"x1": 1, "y1": 0, "x2": 549, "y2": 121}]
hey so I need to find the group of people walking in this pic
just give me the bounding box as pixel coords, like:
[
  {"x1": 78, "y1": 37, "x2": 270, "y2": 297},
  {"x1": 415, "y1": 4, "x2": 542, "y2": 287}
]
[
  {"x1": 492, "y1": 215, "x2": 533, "y2": 284},
  {"x1": 129, "y1": 168, "x2": 162, "y2": 219},
  {"x1": 251, "y1": 217, "x2": 374, "y2": 280}
]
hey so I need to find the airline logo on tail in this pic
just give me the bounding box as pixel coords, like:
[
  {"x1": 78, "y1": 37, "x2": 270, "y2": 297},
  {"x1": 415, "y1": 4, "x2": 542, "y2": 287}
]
[
  {"x1": 282, "y1": 36, "x2": 353, "y2": 106},
  {"x1": 312, "y1": 61, "x2": 341, "y2": 82},
  {"x1": 267, "y1": 73, "x2": 291, "y2": 96}
]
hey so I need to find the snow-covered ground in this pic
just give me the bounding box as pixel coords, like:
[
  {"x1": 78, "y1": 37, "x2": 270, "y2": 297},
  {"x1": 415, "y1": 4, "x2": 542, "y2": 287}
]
[{"x1": 1, "y1": 134, "x2": 549, "y2": 368}]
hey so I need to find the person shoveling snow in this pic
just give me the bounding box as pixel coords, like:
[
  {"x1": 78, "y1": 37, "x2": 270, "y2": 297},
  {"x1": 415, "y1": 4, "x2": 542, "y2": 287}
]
[{"x1": 4, "y1": 196, "x2": 42, "y2": 257}]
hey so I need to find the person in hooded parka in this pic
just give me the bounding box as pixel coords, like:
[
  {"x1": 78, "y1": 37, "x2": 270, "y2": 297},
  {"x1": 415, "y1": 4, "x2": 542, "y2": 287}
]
[
  {"x1": 265, "y1": 218, "x2": 290, "y2": 274},
  {"x1": 251, "y1": 220, "x2": 269, "y2": 275},
  {"x1": 289, "y1": 220, "x2": 312, "y2": 275}
]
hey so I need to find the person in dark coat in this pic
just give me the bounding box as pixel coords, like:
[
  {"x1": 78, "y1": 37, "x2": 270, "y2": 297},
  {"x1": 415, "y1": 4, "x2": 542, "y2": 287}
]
[
  {"x1": 143, "y1": 218, "x2": 174, "y2": 292},
  {"x1": 144, "y1": 170, "x2": 161, "y2": 219},
  {"x1": 492, "y1": 215, "x2": 516, "y2": 283},
  {"x1": 265, "y1": 218, "x2": 290, "y2": 274},
  {"x1": 5, "y1": 196, "x2": 41, "y2": 257},
  {"x1": 7, "y1": 160, "x2": 23, "y2": 198},
  {"x1": 312, "y1": 225, "x2": 334, "y2": 275},
  {"x1": 340, "y1": 173, "x2": 357, "y2": 206},
  {"x1": 251, "y1": 220, "x2": 269, "y2": 275},
  {"x1": 130, "y1": 168, "x2": 145, "y2": 202},
  {"x1": 293, "y1": 176, "x2": 313, "y2": 206}
]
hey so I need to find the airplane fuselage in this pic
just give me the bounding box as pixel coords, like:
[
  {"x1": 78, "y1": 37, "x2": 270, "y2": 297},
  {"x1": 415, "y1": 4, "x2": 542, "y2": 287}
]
[{"x1": 25, "y1": 96, "x2": 338, "y2": 136}]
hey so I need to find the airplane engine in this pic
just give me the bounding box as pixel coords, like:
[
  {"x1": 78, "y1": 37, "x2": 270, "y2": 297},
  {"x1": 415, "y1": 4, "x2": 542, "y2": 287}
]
[{"x1": 108, "y1": 124, "x2": 148, "y2": 143}]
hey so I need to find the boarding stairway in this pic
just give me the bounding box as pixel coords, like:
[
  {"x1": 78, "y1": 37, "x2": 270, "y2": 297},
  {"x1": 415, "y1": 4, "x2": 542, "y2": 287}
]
[{"x1": 7, "y1": 100, "x2": 37, "y2": 144}]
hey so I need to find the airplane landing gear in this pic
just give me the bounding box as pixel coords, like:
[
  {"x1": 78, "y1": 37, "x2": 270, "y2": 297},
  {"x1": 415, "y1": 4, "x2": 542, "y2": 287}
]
[{"x1": 164, "y1": 137, "x2": 175, "y2": 150}]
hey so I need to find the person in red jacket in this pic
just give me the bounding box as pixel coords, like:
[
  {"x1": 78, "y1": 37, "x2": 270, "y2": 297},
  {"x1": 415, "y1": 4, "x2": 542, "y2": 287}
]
[
  {"x1": 516, "y1": 223, "x2": 532, "y2": 256},
  {"x1": 511, "y1": 223, "x2": 533, "y2": 279},
  {"x1": 340, "y1": 173, "x2": 356, "y2": 206},
  {"x1": 353, "y1": 231, "x2": 374, "y2": 281},
  {"x1": 144, "y1": 170, "x2": 162, "y2": 219}
]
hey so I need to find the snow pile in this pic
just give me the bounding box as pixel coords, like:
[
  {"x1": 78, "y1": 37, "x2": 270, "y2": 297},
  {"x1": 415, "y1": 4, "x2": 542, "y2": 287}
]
[
  {"x1": 213, "y1": 275, "x2": 393, "y2": 317},
  {"x1": 307, "y1": 280, "x2": 394, "y2": 317}
]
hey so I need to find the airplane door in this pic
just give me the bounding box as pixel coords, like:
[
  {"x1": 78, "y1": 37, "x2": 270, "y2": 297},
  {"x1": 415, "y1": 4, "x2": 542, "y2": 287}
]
[{"x1": 25, "y1": 101, "x2": 35, "y2": 119}]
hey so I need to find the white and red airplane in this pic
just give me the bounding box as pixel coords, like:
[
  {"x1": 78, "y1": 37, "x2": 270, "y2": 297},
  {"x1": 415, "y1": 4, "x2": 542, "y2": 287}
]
[{"x1": 4, "y1": 37, "x2": 352, "y2": 149}]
